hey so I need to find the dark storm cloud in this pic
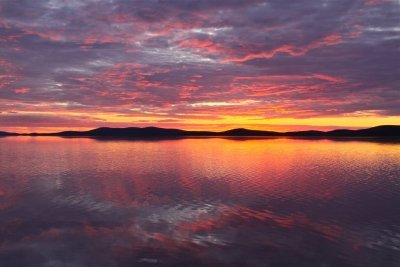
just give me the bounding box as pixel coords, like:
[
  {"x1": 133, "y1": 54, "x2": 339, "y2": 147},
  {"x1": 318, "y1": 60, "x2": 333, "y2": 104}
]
[{"x1": 0, "y1": 0, "x2": 399, "y2": 127}]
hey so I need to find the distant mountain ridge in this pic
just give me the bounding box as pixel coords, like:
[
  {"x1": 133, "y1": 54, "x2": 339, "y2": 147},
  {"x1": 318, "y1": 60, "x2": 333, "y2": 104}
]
[
  {"x1": 0, "y1": 131, "x2": 17, "y2": 136},
  {"x1": 8, "y1": 125, "x2": 399, "y2": 138}
]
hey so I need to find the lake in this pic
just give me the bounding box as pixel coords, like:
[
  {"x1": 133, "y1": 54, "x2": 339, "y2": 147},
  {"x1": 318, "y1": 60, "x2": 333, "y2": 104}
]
[{"x1": 0, "y1": 136, "x2": 399, "y2": 266}]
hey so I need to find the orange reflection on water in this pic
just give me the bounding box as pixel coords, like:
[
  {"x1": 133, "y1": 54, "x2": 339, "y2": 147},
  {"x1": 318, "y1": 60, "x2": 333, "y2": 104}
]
[
  {"x1": 2, "y1": 136, "x2": 398, "y2": 204},
  {"x1": 0, "y1": 136, "x2": 399, "y2": 266}
]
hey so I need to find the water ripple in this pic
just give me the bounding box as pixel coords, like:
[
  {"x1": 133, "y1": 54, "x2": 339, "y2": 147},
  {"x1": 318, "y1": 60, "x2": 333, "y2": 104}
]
[{"x1": 0, "y1": 137, "x2": 399, "y2": 266}]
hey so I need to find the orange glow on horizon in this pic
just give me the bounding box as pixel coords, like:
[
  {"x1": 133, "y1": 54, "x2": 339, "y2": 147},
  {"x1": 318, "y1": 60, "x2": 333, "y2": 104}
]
[{"x1": 1, "y1": 110, "x2": 399, "y2": 133}]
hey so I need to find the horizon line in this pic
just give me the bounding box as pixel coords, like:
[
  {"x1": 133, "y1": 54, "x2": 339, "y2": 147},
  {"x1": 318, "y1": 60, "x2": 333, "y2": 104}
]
[{"x1": 2, "y1": 124, "x2": 399, "y2": 137}]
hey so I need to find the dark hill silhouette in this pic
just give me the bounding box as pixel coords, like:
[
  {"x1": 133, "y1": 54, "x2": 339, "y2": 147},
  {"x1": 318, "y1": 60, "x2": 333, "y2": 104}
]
[
  {"x1": 0, "y1": 131, "x2": 17, "y2": 136},
  {"x1": 32, "y1": 125, "x2": 400, "y2": 138},
  {"x1": 1, "y1": 125, "x2": 398, "y2": 138},
  {"x1": 52, "y1": 127, "x2": 284, "y2": 137},
  {"x1": 57, "y1": 127, "x2": 187, "y2": 137},
  {"x1": 54, "y1": 127, "x2": 217, "y2": 137},
  {"x1": 220, "y1": 128, "x2": 282, "y2": 136},
  {"x1": 285, "y1": 130, "x2": 325, "y2": 137},
  {"x1": 327, "y1": 125, "x2": 400, "y2": 137}
]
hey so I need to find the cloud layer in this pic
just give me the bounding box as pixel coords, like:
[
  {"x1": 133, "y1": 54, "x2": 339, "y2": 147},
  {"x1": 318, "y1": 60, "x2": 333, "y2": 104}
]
[{"x1": 0, "y1": 0, "x2": 399, "y2": 131}]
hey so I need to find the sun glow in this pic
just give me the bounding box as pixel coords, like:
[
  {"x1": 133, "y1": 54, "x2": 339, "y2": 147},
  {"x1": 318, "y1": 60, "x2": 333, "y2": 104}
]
[{"x1": 3, "y1": 110, "x2": 399, "y2": 133}]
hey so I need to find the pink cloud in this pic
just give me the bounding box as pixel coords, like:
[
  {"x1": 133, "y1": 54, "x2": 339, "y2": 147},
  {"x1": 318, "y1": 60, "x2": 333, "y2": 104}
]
[{"x1": 14, "y1": 87, "x2": 30, "y2": 94}]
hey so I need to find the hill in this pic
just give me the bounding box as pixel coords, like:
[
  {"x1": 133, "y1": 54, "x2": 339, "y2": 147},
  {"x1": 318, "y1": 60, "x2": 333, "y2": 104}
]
[
  {"x1": 0, "y1": 131, "x2": 17, "y2": 136},
  {"x1": 36, "y1": 125, "x2": 400, "y2": 138}
]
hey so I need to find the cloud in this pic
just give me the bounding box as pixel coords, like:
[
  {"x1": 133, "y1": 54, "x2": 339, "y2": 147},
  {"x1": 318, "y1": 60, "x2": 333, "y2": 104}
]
[{"x1": 0, "y1": 0, "x2": 399, "y2": 130}]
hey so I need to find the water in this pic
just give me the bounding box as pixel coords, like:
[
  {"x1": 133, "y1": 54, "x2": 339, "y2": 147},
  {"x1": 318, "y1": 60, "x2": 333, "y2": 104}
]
[{"x1": 0, "y1": 136, "x2": 399, "y2": 266}]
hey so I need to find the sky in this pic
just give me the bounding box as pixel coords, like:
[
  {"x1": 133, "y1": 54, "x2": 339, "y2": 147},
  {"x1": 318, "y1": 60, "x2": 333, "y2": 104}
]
[{"x1": 0, "y1": 0, "x2": 399, "y2": 133}]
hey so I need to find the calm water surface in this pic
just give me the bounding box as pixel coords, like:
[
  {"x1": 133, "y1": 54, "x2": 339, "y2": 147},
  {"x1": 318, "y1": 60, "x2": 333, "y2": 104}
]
[{"x1": 0, "y1": 137, "x2": 400, "y2": 266}]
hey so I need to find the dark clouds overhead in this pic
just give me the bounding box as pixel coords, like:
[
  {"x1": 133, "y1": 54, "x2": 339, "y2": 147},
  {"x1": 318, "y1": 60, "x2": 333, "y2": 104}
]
[{"x1": 0, "y1": 0, "x2": 399, "y2": 131}]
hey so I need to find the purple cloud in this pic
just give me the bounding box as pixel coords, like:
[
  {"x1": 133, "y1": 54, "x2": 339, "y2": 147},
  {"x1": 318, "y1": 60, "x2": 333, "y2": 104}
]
[{"x1": 0, "y1": 0, "x2": 399, "y2": 131}]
